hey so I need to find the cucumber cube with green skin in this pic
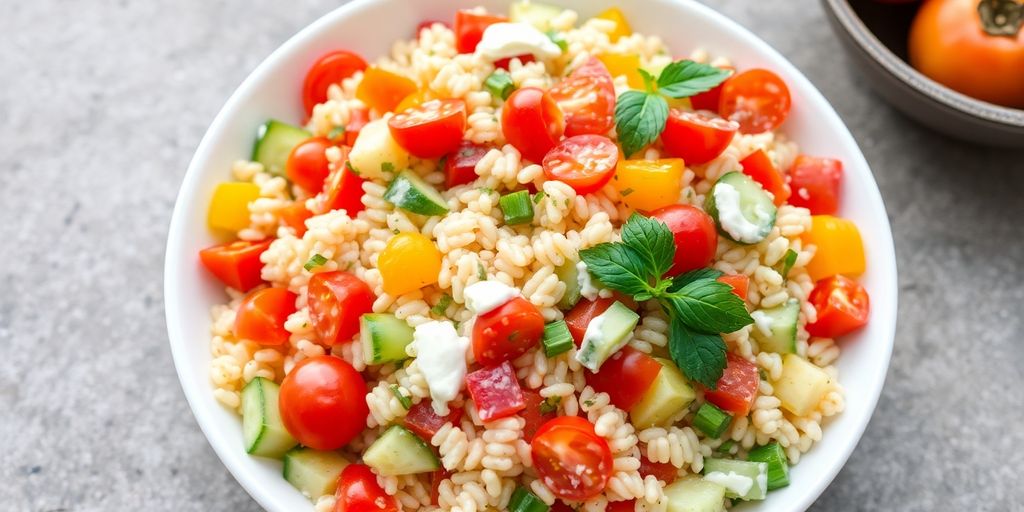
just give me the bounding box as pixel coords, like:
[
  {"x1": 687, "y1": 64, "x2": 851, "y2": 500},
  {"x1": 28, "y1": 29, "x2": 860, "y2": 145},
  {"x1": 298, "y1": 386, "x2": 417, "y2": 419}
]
[
  {"x1": 702, "y1": 458, "x2": 768, "y2": 500},
  {"x1": 664, "y1": 477, "x2": 727, "y2": 512},
  {"x1": 251, "y1": 120, "x2": 311, "y2": 177},
  {"x1": 629, "y1": 358, "x2": 696, "y2": 429},
  {"x1": 362, "y1": 425, "x2": 440, "y2": 476},
  {"x1": 360, "y1": 314, "x2": 414, "y2": 364},
  {"x1": 241, "y1": 377, "x2": 297, "y2": 458},
  {"x1": 282, "y1": 447, "x2": 350, "y2": 500},
  {"x1": 555, "y1": 259, "x2": 582, "y2": 309},
  {"x1": 575, "y1": 301, "x2": 640, "y2": 371},
  {"x1": 704, "y1": 171, "x2": 777, "y2": 245},
  {"x1": 773, "y1": 354, "x2": 832, "y2": 416},
  {"x1": 751, "y1": 299, "x2": 800, "y2": 354},
  {"x1": 384, "y1": 170, "x2": 450, "y2": 216}
]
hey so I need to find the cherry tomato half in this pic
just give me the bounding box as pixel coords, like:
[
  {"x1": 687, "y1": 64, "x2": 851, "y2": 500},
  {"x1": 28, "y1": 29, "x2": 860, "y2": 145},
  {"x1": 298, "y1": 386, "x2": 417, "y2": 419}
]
[
  {"x1": 661, "y1": 110, "x2": 738, "y2": 165},
  {"x1": 806, "y1": 275, "x2": 870, "y2": 338},
  {"x1": 703, "y1": 353, "x2": 759, "y2": 417},
  {"x1": 279, "y1": 355, "x2": 368, "y2": 450},
  {"x1": 649, "y1": 205, "x2": 718, "y2": 276},
  {"x1": 453, "y1": 10, "x2": 507, "y2": 53},
  {"x1": 549, "y1": 57, "x2": 616, "y2": 137},
  {"x1": 445, "y1": 141, "x2": 490, "y2": 188},
  {"x1": 638, "y1": 453, "x2": 678, "y2": 483},
  {"x1": 312, "y1": 147, "x2": 367, "y2": 217},
  {"x1": 472, "y1": 297, "x2": 545, "y2": 366},
  {"x1": 542, "y1": 134, "x2": 619, "y2": 194},
  {"x1": 307, "y1": 271, "x2": 375, "y2": 346},
  {"x1": 585, "y1": 346, "x2": 663, "y2": 411},
  {"x1": 787, "y1": 155, "x2": 843, "y2": 215},
  {"x1": 302, "y1": 50, "x2": 368, "y2": 116},
  {"x1": 286, "y1": 137, "x2": 334, "y2": 194},
  {"x1": 198, "y1": 239, "x2": 272, "y2": 292},
  {"x1": 531, "y1": 417, "x2": 613, "y2": 501},
  {"x1": 719, "y1": 69, "x2": 791, "y2": 134},
  {"x1": 334, "y1": 463, "x2": 398, "y2": 512},
  {"x1": 388, "y1": 99, "x2": 467, "y2": 158},
  {"x1": 565, "y1": 297, "x2": 616, "y2": 346},
  {"x1": 502, "y1": 87, "x2": 565, "y2": 163},
  {"x1": 739, "y1": 149, "x2": 790, "y2": 206},
  {"x1": 717, "y1": 274, "x2": 749, "y2": 302},
  {"x1": 233, "y1": 287, "x2": 296, "y2": 346}
]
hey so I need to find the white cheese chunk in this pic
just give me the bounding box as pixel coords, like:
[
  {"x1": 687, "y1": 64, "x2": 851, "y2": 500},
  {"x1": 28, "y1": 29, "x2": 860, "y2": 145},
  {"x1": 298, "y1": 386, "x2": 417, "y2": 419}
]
[
  {"x1": 714, "y1": 182, "x2": 772, "y2": 244},
  {"x1": 475, "y1": 22, "x2": 562, "y2": 62},
  {"x1": 408, "y1": 320, "x2": 469, "y2": 416},
  {"x1": 463, "y1": 281, "x2": 519, "y2": 315}
]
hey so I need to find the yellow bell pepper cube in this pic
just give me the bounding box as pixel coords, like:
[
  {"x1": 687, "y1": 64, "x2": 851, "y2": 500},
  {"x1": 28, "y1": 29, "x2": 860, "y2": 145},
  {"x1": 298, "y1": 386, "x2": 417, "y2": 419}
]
[
  {"x1": 803, "y1": 215, "x2": 866, "y2": 281},
  {"x1": 378, "y1": 233, "x2": 442, "y2": 296},
  {"x1": 613, "y1": 158, "x2": 684, "y2": 212},
  {"x1": 207, "y1": 182, "x2": 260, "y2": 233},
  {"x1": 594, "y1": 7, "x2": 631, "y2": 42},
  {"x1": 598, "y1": 53, "x2": 645, "y2": 90},
  {"x1": 356, "y1": 67, "x2": 418, "y2": 114}
]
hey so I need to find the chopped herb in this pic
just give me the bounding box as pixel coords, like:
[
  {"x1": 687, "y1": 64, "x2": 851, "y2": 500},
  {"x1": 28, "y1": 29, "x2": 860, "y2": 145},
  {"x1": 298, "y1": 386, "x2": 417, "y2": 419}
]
[
  {"x1": 392, "y1": 228, "x2": 401, "y2": 235},
  {"x1": 477, "y1": 262, "x2": 488, "y2": 281},
  {"x1": 431, "y1": 294, "x2": 453, "y2": 316},
  {"x1": 759, "y1": 368, "x2": 769, "y2": 381},
  {"x1": 478, "y1": 187, "x2": 495, "y2": 195},
  {"x1": 346, "y1": 161, "x2": 360, "y2": 175},
  {"x1": 303, "y1": 253, "x2": 328, "y2": 271},
  {"x1": 539, "y1": 396, "x2": 561, "y2": 415},
  {"x1": 583, "y1": 399, "x2": 596, "y2": 407},
  {"x1": 717, "y1": 440, "x2": 736, "y2": 452},
  {"x1": 390, "y1": 385, "x2": 412, "y2": 410},
  {"x1": 620, "y1": 187, "x2": 634, "y2": 197},
  {"x1": 546, "y1": 30, "x2": 568, "y2": 52},
  {"x1": 327, "y1": 125, "x2": 346, "y2": 141},
  {"x1": 381, "y1": 162, "x2": 395, "y2": 173},
  {"x1": 532, "y1": 191, "x2": 546, "y2": 204},
  {"x1": 779, "y1": 249, "x2": 798, "y2": 281}
]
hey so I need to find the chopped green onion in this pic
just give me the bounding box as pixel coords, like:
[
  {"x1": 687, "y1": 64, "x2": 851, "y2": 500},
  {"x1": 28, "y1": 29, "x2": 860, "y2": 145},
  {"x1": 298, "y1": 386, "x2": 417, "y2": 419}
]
[
  {"x1": 539, "y1": 396, "x2": 561, "y2": 415},
  {"x1": 546, "y1": 30, "x2": 568, "y2": 52},
  {"x1": 508, "y1": 487, "x2": 550, "y2": 512},
  {"x1": 484, "y1": 70, "x2": 516, "y2": 100},
  {"x1": 779, "y1": 249, "x2": 798, "y2": 281},
  {"x1": 499, "y1": 190, "x2": 535, "y2": 225},
  {"x1": 620, "y1": 187, "x2": 634, "y2": 197},
  {"x1": 390, "y1": 385, "x2": 412, "y2": 410},
  {"x1": 717, "y1": 440, "x2": 735, "y2": 453},
  {"x1": 381, "y1": 161, "x2": 395, "y2": 173},
  {"x1": 532, "y1": 191, "x2": 546, "y2": 204},
  {"x1": 327, "y1": 125, "x2": 346, "y2": 141},
  {"x1": 431, "y1": 294, "x2": 453, "y2": 316},
  {"x1": 304, "y1": 254, "x2": 328, "y2": 271},
  {"x1": 693, "y1": 402, "x2": 732, "y2": 438},
  {"x1": 542, "y1": 320, "x2": 574, "y2": 357},
  {"x1": 747, "y1": 442, "x2": 790, "y2": 491},
  {"x1": 477, "y1": 262, "x2": 488, "y2": 281}
]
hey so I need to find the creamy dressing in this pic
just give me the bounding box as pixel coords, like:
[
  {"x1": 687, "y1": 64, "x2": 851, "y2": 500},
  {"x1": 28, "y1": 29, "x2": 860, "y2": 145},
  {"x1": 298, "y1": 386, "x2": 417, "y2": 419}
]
[
  {"x1": 475, "y1": 22, "x2": 562, "y2": 62},
  {"x1": 714, "y1": 182, "x2": 771, "y2": 243},
  {"x1": 750, "y1": 310, "x2": 774, "y2": 337},
  {"x1": 704, "y1": 471, "x2": 755, "y2": 497},
  {"x1": 575, "y1": 312, "x2": 606, "y2": 371},
  {"x1": 407, "y1": 320, "x2": 469, "y2": 415},
  {"x1": 576, "y1": 261, "x2": 613, "y2": 301},
  {"x1": 463, "y1": 280, "x2": 519, "y2": 315}
]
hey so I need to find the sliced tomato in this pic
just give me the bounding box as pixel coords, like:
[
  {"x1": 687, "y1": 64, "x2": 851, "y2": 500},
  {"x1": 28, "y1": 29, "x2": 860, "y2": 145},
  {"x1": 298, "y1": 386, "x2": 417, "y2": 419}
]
[
  {"x1": 279, "y1": 202, "x2": 313, "y2": 237},
  {"x1": 198, "y1": 239, "x2": 272, "y2": 292},
  {"x1": 660, "y1": 110, "x2": 738, "y2": 165},
  {"x1": 472, "y1": 297, "x2": 545, "y2": 366},
  {"x1": 307, "y1": 271, "x2": 374, "y2": 346},
  {"x1": 531, "y1": 416, "x2": 613, "y2": 501},
  {"x1": 495, "y1": 54, "x2": 536, "y2": 71},
  {"x1": 279, "y1": 355, "x2": 368, "y2": 451},
  {"x1": 806, "y1": 275, "x2": 870, "y2": 338},
  {"x1": 388, "y1": 99, "x2": 467, "y2": 158},
  {"x1": 690, "y1": 65, "x2": 734, "y2": 112},
  {"x1": 740, "y1": 149, "x2": 790, "y2": 206},
  {"x1": 787, "y1": 155, "x2": 843, "y2": 215},
  {"x1": 521, "y1": 390, "x2": 557, "y2": 442},
  {"x1": 345, "y1": 107, "x2": 369, "y2": 147},
  {"x1": 444, "y1": 141, "x2": 489, "y2": 188},
  {"x1": 565, "y1": 297, "x2": 616, "y2": 346},
  {"x1": 286, "y1": 137, "x2": 334, "y2": 194},
  {"x1": 638, "y1": 452, "x2": 677, "y2": 483},
  {"x1": 429, "y1": 470, "x2": 449, "y2": 506},
  {"x1": 703, "y1": 353, "x2": 759, "y2": 417},
  {"x1": 719, "y1": 68, "x2": 791, "y2": 134},
  {"x1": 549, "y1": 57, "x2": 616, "y2": 137},
  {"x1": 313, "y1": 147, "x2": 367, "y2": 216},
  {"x1": 717, "y1": 274, "x2": 749, "y2": 302},
  {"x1": 453, "y1": 10, "x2": 507, "y2": 53},
  {"x1": 334, "y1": 463, "x2": 398, "y2": 512},
  {"x1": 585, "y1": 347, "x2": 662, "y2": 411},
  {"x1": 502, "y1": 87, "x2": 565, "y2": 163},
  {"x1": 403, "y1": 400, "x2": 464, "y2": 441},
  {"x1": 234, "y1": 287, "x2": 297, "y2": 346},
  {"x1": 465, "y1": 362, "x2": 526, "y2": 421},
  {"x1": 302, "y1": 50, "x2": 368, "y2": 116},
  {"x1": 542, "y1": 134, "x2": 619, "y2": 194},
  {"x1": 649, "y1": 205, "x2": 718, "y2": 276}
]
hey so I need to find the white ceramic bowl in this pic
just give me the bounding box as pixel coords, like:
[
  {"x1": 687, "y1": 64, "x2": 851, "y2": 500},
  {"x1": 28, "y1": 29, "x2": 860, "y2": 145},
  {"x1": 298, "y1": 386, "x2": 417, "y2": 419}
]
[{"x1": 165, "y1": 1, "x2": 898, "y2": 510}]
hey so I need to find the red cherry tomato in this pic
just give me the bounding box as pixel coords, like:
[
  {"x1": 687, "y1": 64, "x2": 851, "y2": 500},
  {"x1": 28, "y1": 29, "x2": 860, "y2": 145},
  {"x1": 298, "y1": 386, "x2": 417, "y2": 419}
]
[
  {"x1": 234, "y1": 287, "x2": 297, "y2": 346},
  {"x1": 806, "y1": 275, "x2": 870, "y2": 338},
  {"x1": 703, "y1": 353, "x2": 759, "y2": 417},
  {"x1": 585, "y1": 347, "x2": 663, "y2": 411},
  {"x1": 564, "y1": 297, "x2": 616, "y2": 346},
  {"x1": 279, "y1": 356, "x2": 368, "y2": 450},
  {"x1": 334, "y1": 463, "x2": 398, "y2": 512},
  {"x1": 660, "y1": 110, "x2": 738, "y2": 165},
  {"x1": 453, "y1": 10, "x2": 507, "y2": 53},
  {"x1": 279, "y1": 203, "x2": 314, "y2": 237},
  {"x1": 198, "y1": 239, "x2": 272, "y2": 292},
  {"x1": 717, "y1": 274, "x2": 749, "y2": 302},
  {"x1": 445, "y1": 141, "x2": 490, "y2": 188},
  {"x1": 606, "y1": 501, "x2": 637, "y2": 512},
  {"x1": 286, "y1": 137, "x2": 334, "y2": 194},
  {"x1": 521, "y1": 390, "x2": 557, "y2": 442},
  {"x1": 307, "y1": 271, "x2": 375, "y2": 346},
  {"x1": 542, "y1": 135, "x2": 619, "y2": 194},
  {"x1": 502, "y1": 87, "x2": 565, "y2": 163},
  {"x1": 313, "y1": 147, "x2": 367, "y2": 217},
  {"x1": 648, "y1": 205, "x2": 718, "y2": 276},
  {"x1": 465, "y1": 361, "x2": 527, "y2": 421},
  {"x1": 345, "y1": 107, "x2": 370, "y2": 147},
  {"x1": 302, "y1": 51, "x2": 368, "y2": 116},
  {"x1": 638, "y1": 453, "x2": 678, "y2": 483},
  {"x1": 403, "y1": 400, "x2": 464, "y2": 441},
  {"x1": 531, "y1": 417, "x2": 613, "y2": 501},
  {"x1": 549, "y1": 57, "x2": 616, "y2": 137},
  {"x1": 388, "y1": 99, "x2": 467, "y2": 158},
  {"x1": 739, "y1": 149, "x2": 790, "y2": 206},
  {"x1": 472, "y1": 297, "x2": 545, "y2": 365},
  {"x1": 495, "y1": 54, "x2": 536, "y2": 71},
  {"x1": 690, "y1": 65, "x2": 734, "y2": 112},
  {"x1": 719, "y1": 69, "x2": 791, "y2": 134},
  {"x1": 787, "y1": 155, "x2": 843, "y2": 215}
]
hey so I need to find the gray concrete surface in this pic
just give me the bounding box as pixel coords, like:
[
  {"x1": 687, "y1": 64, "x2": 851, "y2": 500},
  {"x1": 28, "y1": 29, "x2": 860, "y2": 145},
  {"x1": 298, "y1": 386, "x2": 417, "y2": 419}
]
[{"x1": 1, "y1": 0, "x2": 1022, "y2": 510}]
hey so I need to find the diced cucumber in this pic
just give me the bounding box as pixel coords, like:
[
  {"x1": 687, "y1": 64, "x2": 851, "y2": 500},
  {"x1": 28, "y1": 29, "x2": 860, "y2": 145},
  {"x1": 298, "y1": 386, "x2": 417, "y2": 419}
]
[
  {"x1": 509, "y1": 1, "x2": 564, "y2": 31},
  {"x1": 349, "y1": 117, "x2": 410, "y2": 180},
  {"x1": 384, "y1": 170, "x2": 450, "y2": 216},
  {"x1": 282, "y1": 447, "x2": 350, "y2": 500},
  {"x1": 747, "y1": 442, "x2": 790, "y2": 491},
  {"x1": 251, "y1": 120, "x2": 311, "y2": 177},
  {"x1": 575, "y1": 301, "x2": 639, "y2": 371},
  {"x1": 705, "y1": 172, "x2": 777, "y2": 244},
  {"x1": 241, "y1": 377, "x2": 297, "y2": 458},
  {"x1": 773, "y1": 354, "x2": 832, "y2": 416},
  {"x1": 751, "y1": 299, "x2": 800, "y2": 354},
  {"x1": 664, "y1": 477, "x2": 726, "y2": 512},
  {"x1": 360, "y1": 314, "x2": 415, "y2": 365},
  {"x1": 363, "y1": 425, "x2": 440, "y2": 476},
  {"x1": 509, "y1": 486, "x2": 550, "y2": 512},
  {"x1": 629, "y1": 358, "x2": 696, "y2": 429},
  {"x1": 555, "y1": 260, "x2": 581, "y2": 309},
  {"x1": 703, "y1": 458, "x2": 768, "y2": 501}
]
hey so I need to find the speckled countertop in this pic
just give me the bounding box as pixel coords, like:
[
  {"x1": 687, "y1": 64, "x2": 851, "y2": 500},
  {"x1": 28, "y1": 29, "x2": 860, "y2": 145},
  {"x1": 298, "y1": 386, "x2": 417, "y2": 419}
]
[{"x1": 2, "y1": 1, "x2": 1022, "y2": 510}]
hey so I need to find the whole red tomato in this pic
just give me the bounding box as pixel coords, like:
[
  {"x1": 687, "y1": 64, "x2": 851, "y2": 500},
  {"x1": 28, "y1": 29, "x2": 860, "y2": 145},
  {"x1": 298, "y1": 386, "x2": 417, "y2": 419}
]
[
  {"x1": 649, "y1": 205, "x2": 718, "y2": 276},
  {"x1": 279, "y1": 356, "x2": 368, "y2": 450},
  {"x1": 501, "y1": 87, "x2": 565, "y2": 163}
]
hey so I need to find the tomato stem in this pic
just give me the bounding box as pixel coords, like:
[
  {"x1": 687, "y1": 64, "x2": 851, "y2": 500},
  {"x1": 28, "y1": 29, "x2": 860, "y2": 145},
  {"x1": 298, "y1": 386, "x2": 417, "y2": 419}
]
[{"x1": 978, "y1": 0, "x2": 1022, "y2": 37}]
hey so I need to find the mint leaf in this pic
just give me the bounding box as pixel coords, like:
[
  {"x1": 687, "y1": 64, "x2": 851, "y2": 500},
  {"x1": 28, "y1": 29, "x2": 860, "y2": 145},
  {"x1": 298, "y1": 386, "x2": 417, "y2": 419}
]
[
  {"x1": 668, "y1": 317, "x2": 727, "y2": 389},
  {"x1": 779, "y1": 249, "x2": 798, "y2": 281},
  {"x1": 669, "y1": 268, "x2": 724, "y2": 292},
  {"x1": 656, "y1": 60, "x2": 731, "y2": 99},
  {"x1": 615, "y1": 90, "x2": 669, "y2": 157},
  {"x1": 667, "y1": 279, "x2": 753, "y2": 334},
  {"x1": 621, "y1": 213, "x2": 675, "y2": 279},
  {"x1": 579, "y1": 243, "x2": 653, "y2": 296}
]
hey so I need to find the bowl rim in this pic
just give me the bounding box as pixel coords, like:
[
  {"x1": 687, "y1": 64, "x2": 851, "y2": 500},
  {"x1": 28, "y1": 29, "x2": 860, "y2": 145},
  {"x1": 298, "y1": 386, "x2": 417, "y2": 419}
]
[
  {"x1": 164, "y1": 1, "x2": 899, "y2": 511},
  {"x1": 823, "y1": 0, "x2": 1024, "y2": 127}
]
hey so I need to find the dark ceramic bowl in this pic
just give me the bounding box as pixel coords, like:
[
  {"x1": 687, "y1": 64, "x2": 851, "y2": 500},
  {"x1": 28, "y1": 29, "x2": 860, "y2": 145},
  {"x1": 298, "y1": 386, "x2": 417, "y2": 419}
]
[{"x1": 823, "y1": 0, "x2": 1024, "y2": 147}]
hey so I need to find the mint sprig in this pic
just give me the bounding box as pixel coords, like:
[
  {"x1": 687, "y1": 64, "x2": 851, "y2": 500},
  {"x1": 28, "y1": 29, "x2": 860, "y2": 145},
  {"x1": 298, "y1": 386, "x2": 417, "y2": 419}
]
[
  {"x1": 579, "y1": 214, "x2": 753, "y2": 388},
  {"x1": 614, "y1": 60, "x2": 731, "y2": 157}
]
